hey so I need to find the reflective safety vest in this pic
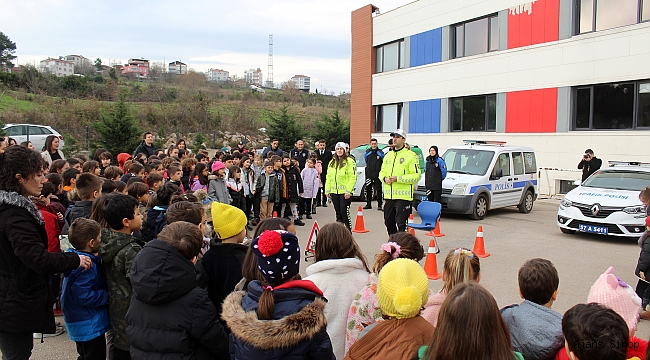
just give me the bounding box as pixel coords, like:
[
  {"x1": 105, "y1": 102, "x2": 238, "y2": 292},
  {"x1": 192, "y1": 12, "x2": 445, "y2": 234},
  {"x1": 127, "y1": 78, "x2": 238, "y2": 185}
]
[
  {"x1": 325, "y1": 158, "x2": 357, "y2": 195},
  {"x1": 379, "y1": 147, "x2": 422, "y2": 201}
]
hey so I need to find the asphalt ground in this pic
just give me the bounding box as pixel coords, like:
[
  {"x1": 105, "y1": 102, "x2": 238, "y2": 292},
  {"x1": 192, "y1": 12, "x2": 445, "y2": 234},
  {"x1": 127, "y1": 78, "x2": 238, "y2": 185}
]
[{"x1": 21, "y1": 198, "x2": 650, "y2": 358}]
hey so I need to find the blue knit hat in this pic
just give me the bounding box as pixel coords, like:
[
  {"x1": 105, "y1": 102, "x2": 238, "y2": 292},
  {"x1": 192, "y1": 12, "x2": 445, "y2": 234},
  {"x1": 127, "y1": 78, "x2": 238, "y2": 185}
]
[{"x1": 251, "y1": 230, "x2": 301, "y2": 285}]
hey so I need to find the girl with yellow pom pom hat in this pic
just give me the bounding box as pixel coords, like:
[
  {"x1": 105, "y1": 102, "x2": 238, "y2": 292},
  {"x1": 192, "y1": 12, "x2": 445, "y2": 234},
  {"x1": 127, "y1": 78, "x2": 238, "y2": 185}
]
[{"x1": 345, "y1": 258, "x2": 433, "y2": 360}]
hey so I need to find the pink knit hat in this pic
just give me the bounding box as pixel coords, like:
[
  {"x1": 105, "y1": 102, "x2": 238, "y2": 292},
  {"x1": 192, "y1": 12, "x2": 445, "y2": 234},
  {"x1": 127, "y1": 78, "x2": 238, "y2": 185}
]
[
  {"x1": 211, "y1": 161, "x2": 225, "y2": 173},
  {"x1": 587, "y1": 266, "x2": 641, "y2": 334}
]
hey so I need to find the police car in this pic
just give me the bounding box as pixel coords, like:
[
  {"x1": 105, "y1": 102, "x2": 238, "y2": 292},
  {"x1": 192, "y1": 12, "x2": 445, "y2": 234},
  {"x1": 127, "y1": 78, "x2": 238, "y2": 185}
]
[{"x1": 557, "y1": 161, "x2": 650, "y2": 238}]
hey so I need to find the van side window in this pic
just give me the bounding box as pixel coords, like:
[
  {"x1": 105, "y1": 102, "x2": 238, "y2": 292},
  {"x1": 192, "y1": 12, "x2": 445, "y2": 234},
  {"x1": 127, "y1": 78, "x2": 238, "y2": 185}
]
[
  {"x1": 512, "y1": 152, "x2": 524, "y2": 175},
  {"x1": 492, "y1": 153, "x2": 510, "y2": 177},
  {"x1": 524, "y1": 152, "x2": 536, "y2": 174}
]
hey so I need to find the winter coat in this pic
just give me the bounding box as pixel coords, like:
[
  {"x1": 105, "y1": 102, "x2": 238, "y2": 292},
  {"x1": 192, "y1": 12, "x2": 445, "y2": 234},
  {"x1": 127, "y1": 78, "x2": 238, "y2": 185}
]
[
  {"x1": 147, "y1": 205, "x2": 168, "y2": 242},
  {"x1": 255, "y1": 172, "x2": 280, "y2": 203},
  {"x1": 284, "y1": 165, "x2": 304, "y2": 202},
  {"x1": 226, "y1": 179, "x2": 246, "y2": 212},
  {"x1": 241, "y1": 167, "x2": 256, "y2": 197},
  {"x1": 290, "y1": 147, "x2": 310, "y2": 170},
  {"x1": 345, "y1": 316, "x2": 433, "y2": 360},
  {"x1": 40, "y1": 149, "x2": 65, "y2": 165},
  {"x1": 379, "y1": 147, "x2": 422, "y2": 201},
  {"x1": 421, "y1": 290, "x2": 445, "y2": 327},
  {"x1": 301, "y1": 168, "x2": 320, "y2": 199},
  {"x1": 577, "y1": 157, "x2": 602, "y2": 182},
  {"x1": 62, "y1": 199, "x2": 93, "y2": 235},
  {"x1": 191, "y1": 177, "x2": 209, "y2": 192},
  {"x1": 425, "y1": 154, "x2": 447, "y2": 191},
  {"x1": 98, "y1": 228, "x2": 142, "y2": 351},
  {"x1": 325, "y1": 158, "x2": 357, "y2": 195},
  {"x1": 221, "y1": 280, "x2": 335, "y2": 360},
  {"x1": 636, "y1": 233, "x2": 650, "y2": 277},
  {"x1": 61, "y1": 249, "x2": 110, "y2": 342},
  {"x1": 305, "y1": 258, "x2": 370, "y2": 360},
  {"x1": 261, "y1": 146, "x2": 284, "y2": 160},
  {"x1": 501, "y1": 300, "x2": 564, "y2": 360},
  {"x1": 554, "y1": 337, "x2": 647, "y2": 360},
  {"x1": 209, "y1": 177, "x2": 232, "y2": 205},
  {"x1": 35, "y1": 202, "x2": 62, "y2": 253},
  {"x1": 0, "y1": 190, "x2": 80, "y2": 334},
  {"x1": 364, "y1": 148, "x2": 384, "y2": 180},
  {"x1": 346, "y1": 274, "x2": 383, "y2": 352},
  {"x1": 126, "y1": 240, "x2": 229, "y2": 360},
  {"x1": 181, "y1": 171, "x2": 192, "y2": 194},
  {"x1": 134, "y1": 141, "x2": 157, "y2": 158}
]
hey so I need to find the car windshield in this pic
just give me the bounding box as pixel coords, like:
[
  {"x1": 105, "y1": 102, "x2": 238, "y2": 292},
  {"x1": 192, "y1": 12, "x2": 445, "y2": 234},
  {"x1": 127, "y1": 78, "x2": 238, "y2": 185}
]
[
  {"x1": 442, "y1": 149, "x2": 494, "y2": 176},
  {"x1": 351, "y1": 149, "x2": 367, "y2": 166},
  {"x1": 581, "y1": 170, "x2": 650, "y2": 191}
]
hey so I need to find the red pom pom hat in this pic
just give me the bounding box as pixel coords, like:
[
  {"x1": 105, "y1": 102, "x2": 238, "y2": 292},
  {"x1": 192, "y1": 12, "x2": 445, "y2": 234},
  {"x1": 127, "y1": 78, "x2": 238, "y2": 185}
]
[{"x1": 251, "y1": 230, "x2": 301, "y2": 285}]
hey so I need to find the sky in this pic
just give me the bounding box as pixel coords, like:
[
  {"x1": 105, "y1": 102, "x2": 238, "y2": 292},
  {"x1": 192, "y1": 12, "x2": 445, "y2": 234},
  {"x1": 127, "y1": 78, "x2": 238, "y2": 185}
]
[{"x1": 1, "y1": 0, "x2": 409, "y2": 94}]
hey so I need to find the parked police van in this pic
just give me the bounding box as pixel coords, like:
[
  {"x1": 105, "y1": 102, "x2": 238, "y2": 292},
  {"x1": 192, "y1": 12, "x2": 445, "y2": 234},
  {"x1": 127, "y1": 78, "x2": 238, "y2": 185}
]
[{"x1": 414, "y1": 140, "x2": 538, "y2": 220}]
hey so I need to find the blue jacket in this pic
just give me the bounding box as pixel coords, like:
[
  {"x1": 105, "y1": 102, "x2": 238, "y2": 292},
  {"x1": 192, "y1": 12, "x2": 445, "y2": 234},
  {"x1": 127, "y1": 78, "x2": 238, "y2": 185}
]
[
  {"x1": 146, "y1": 205, "x2": 168, "y2": 242},
  {"x1": 61, "y1": 249, "x2": 110, "y2": 342}
]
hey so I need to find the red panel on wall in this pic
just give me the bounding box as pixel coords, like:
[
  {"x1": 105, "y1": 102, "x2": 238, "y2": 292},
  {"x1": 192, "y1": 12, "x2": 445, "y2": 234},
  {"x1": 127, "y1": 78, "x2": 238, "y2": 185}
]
[
  {"x1": 508, "y1": 0, "x2": 560, "y2": 49},
  {"x1": 506, "y1": 88, "x2": 557, "y2": 133}
]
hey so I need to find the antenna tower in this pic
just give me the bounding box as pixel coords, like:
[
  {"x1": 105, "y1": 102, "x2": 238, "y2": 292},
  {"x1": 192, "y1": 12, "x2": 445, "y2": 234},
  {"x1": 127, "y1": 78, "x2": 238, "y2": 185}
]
[{"x1": 266, "y1": 34, "x2": 273, "y2": 88}]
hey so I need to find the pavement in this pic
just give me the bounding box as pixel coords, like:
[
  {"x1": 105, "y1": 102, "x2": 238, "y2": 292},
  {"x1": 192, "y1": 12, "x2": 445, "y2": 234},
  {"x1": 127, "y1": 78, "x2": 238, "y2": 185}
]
[{"x1": 22, "y1": 198, "x2": 650, "y2": 358}]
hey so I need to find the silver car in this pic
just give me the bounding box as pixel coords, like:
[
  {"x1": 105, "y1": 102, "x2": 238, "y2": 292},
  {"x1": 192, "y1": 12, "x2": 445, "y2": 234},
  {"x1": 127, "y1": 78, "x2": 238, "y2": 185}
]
[{"x1": 2, "y1": 124, "x2": 65, "y2": 151}]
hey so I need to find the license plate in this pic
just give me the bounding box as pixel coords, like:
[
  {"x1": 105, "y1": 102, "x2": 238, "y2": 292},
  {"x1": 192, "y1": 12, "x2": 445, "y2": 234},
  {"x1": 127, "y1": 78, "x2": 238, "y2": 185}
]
[
  {"x1": 420, "y1": 195, "x2": 428, "y2": 201},
  {"x1": 579, "y1": 224, "x2": 609, "y2": 234}
]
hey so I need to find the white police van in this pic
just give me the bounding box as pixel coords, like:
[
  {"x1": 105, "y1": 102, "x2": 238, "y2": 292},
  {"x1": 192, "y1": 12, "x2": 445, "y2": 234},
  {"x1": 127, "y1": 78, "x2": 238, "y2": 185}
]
[
  {"x1": 414, "y1": 140, "x2": 538, "y2": 220},
  {"x1": 557, "y1": 161, "x2": 650, "y2": 238}
]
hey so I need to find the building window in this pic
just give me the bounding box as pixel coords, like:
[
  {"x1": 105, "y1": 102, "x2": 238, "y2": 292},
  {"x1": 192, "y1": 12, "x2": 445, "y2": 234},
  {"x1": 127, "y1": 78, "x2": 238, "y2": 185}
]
[
  {"x1": 375, "y1": 103, "x2": 403, "y2": 132},
  {"x1": 452, "y1": 14, "x2": 499, "y2": 58},
  {"x1": 577, "y1": 0, "x2": 646, "y2": 34},
  {"x1": 375, "y1": 40, "x2": 405, "y2": 73},
  {"x1": 573, "y1": 80, "x2": 650, "y2": 130},
  {"x1": 451, "y1": 95, "x2": 497, "y2": 131}
]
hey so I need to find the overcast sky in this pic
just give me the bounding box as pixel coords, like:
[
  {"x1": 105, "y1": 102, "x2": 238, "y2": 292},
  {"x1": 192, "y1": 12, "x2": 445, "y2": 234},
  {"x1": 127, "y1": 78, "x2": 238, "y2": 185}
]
[{"x1": 1, "y1": 0, "x2": 408, "y2": 94}]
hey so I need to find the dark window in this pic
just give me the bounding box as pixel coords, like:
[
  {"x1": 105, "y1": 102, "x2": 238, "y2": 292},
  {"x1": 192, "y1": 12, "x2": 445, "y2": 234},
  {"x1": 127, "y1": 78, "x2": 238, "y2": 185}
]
[
  {"x1": 578, "y1": 0, "x2": 642, "y2": 33},
  {"x1": 5, "y1": 126, "x2": 24, "y2": 136},
  {"x1": 375, "y1": 40, "x2": 405, "y2": 73},
  {"x1": 573, "y1": 80, "x2": 649, "y2": 130},
  {"x1": 451, "y1": 94, "x2": 497, "y2": 131},
  {"x1": 375, "y1": 103, "x2": 403, "y2": 132},
  {"x1": 492, "y1": 153, "x2": 511, "y2": 177},
  {"x1": 453, "y1": 15, "x2": 499, "y2": 58}
]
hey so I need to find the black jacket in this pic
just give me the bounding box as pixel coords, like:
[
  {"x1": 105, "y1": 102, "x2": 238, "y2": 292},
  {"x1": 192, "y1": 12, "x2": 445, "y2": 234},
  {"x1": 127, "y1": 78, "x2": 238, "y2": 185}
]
[
  {"x1": 364, "y1": 148, "x2": 384, "y2": 180},
  {"x1": 289, "y1": 147, "x2": 310, "y2": 170},
  {"x1": 62, "y1": 200, "x2": 93, "y2": 235},
  {"x1": 0, "y1": 191, "x2": 80, "y2": 333},
  {"x1": 126, "y1": 240, "x2": 229, "y2": 360},
  {"x1": 578, "y1": 157, "x2": 602, "y2": 182},
  {"x1": 637, "y1": 233, "x2": 650, "y2": 277},
  {"x1": 134, "y1": 142, "x2": 157, "y2": 158},
  {"x1": 316, "y1": 149, "x2": 333, "y2": 177},
  {"x1": 284, "y1": 165, "x2": 304, "y2": 202},
  {"x1": 425, "y1": 155, "x2": 444, "y2": 191}
]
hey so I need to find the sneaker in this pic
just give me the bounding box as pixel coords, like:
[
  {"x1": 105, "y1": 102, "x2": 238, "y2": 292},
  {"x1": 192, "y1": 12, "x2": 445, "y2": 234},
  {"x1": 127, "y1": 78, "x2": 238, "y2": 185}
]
[
  {"x1": 33, "y1": 326, "x2": 65, "y2": 339},
  {"x1": 251, "y1": 219, "x2": 259, "y2": 226},
  {"x1": 293, "y1": 219, "x2": 306, "y2": 226},
  {"x1": 363, "y1": 205, "x2": 372, "y2": 210},
  {"x1": 306, "y1": 214, "x2": 312, "y2": 219},
  {"x1": 377, "y1": 206, "x2": 383, "y2": 211},
  {"x1": 322, "y1": 203, "x2": 328, "y2": 208}
]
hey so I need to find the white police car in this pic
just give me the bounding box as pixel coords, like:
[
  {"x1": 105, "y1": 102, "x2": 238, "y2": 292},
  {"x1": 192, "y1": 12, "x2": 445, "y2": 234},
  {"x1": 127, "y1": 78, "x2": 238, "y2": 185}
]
[{"x1": 557, "y1": 161, "x2": 650, "y2": 238}]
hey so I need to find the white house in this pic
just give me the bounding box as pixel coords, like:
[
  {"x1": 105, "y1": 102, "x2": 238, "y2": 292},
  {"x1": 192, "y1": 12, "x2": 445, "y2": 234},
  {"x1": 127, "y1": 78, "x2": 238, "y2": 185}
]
[
  {"x1": 206, "y1": 68, "x2": 229, "y2": 82},
  {"x1": 39, "y1": 58, "x2": 74, "y2": 77},
  {"x1": 168, "y1": 61, "x2": 187, "y2": 75},
  {"x1": 291, "y1": 75, "x2": 311, "y2": 92},
  {"x1": 244, "y1": 68, "x2": 263, "y2": 86}
]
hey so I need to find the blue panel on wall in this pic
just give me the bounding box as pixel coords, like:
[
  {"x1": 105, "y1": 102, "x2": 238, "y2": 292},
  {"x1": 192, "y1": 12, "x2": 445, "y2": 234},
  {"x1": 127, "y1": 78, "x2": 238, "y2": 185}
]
[
  {"x1": 409, "y1": 28, "x2": 442, "y2": 67},
  {"x1": 409, "y1": 99, "x2": 441, "y2": 134}
]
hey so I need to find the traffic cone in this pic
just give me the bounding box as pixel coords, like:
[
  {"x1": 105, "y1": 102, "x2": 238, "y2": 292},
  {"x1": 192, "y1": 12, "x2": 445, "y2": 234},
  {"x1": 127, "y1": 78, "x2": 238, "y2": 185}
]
[
  {"x1": 426, "y1": 218, "x2": 446, "y2": 237},
  {"x1": 472, "y1": 226, "x2": 490, "y2": 258},
  {"x1": 273, "y1": 211, "x2": 277, "y2": 218},
  {"x1": 423, "y1": 238, "x2": 442, "y2": 280},
  {"x1": 352, "y1": 206, "x2": 370, "y2": 233},
  {"x1": 407, "y1": 214, "x2": 416, "y2": 236}
]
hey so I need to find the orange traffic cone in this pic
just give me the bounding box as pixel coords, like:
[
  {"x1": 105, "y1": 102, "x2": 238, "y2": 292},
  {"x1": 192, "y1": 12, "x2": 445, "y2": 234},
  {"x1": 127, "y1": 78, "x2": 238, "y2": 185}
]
[
  {"x1": 273, "y1": 211, "x2": 277, "y2": 218},
  {"x1": 352, "y1": 206, "x2": 370, "y2": 233},
  {"x1": 423, "y1": 238, "x2": 442, "y2": 280},
  {"x1": 407, "y1": 214, "x2": 416, "y2": 236},
  {"x1": 426, "y1": 218, "x2": 446, "y2": 237},
  {"x1": 473, "y1": 226, "x2": 490, "y2": 258}
]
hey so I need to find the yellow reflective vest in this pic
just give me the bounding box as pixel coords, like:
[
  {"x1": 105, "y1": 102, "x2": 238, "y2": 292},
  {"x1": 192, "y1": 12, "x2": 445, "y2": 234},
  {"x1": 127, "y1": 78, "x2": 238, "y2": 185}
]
[
  {"x1": 325, "y1": 157, "x2": 357, "y2": 195},
  {"x1": 379, "y1": 146, "x2": 422, "y2": 201}
]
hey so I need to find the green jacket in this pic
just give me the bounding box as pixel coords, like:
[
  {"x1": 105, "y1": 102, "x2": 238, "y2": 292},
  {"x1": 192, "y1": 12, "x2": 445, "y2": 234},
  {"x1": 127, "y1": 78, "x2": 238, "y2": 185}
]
[
  {"x1": 98, "y1": 228, "x2": 142, "y2": 351},
  {"x1": 379, "y1": 146, "x2": 422, "y2": 201},
  {"x1": 325, "y1": 157, "x2": 357, "y2": 195}
]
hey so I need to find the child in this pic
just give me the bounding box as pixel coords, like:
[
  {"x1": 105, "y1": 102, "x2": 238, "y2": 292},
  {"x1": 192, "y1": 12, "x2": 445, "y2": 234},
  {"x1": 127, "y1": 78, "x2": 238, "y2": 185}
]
[
  {"x1": 271, "y1": 155, "x2": 286, "y2": 217},
  {"x1": 300, "y1": 158, "x2": 319, "y2": 220},
  {"x1": 167, "y1": 164, "x2": 184, "y2": 192},
  {"x1": 101, "y1": 179, "x2": 117, "y2": 194},
  {"x1": 98, "y1": 151, "x2": 112, "y2": 176},
  {"x1": 420, "y1": 283, "x2": 524, "y2": 360},
  {"x1": 189, "y1": 163, "x2": 210, "y2": 192},
  {"x1": 116, "y1": 153, "x2": 131, "y2": 171},
  {"x1": 561, "y1": 303, "x2": 629, "y2": 360},
  {"x1": 146, "y1": 182, "x2": 182, "y2": 242},
  {"x1": 128, "y1": 182, "x2": 150, "y2": 241},
  {"x1": 120, "y1": 162, "x2": 144, "y2": 184},
  {"x1": 126, "y1": 222, "x2": 229, "y2": 359},
  {"x1": 223, "y1": 155, "x2": 234, "y2": 178},
  {"x1": 255, "y1": 161, "x2": 280, "y2": 220},
  {"x1": 146, "y1": 172, "x2": 163, "y2": 192},
  {"x1": 500, "y1": 258, "x2": 563, "y2": 360},
  {"x1": 62, "y1": 168, "x2": 81, "y2": 209},
  {"x1": 208, "y1": 161, "x2": 231, "y2": 204},
  {"x1": 46, "y1": 173, "x2": 67, "y2": 213},
  {"x1": 346, "y1": 259, "x2": 433, "y2": 360},
  {"x1": 99, "y1": 193, "x2": 143, "y2": 360},
  {"x1": 282, "y1": 156, "x2": 304, "y2": 226},
  {"x1": 63, "y1": 173, "x2": 103, "y2": 235},
  {"x1": 421, "y1": 247, "x2": 481, "y2": 326},
  {"x1": 62, "y1": 218, "x2": 110, "y2": 360},
  {"x1": 104, "y1": 166, "x2": 123, "y2": 182},
  {"x1": 115, "y1": 180, "x2": 127, "y2": 194},
  {"x1": 346, "y1": 233, "x2": 425, "y2": 351},
  {"x1": 226, "y1": 166, "x2": 246, "y2": 212},
  {"x1": 221, "y1": 230, "x2": 335, "y2": 358},
  {"x1": 635, "y1": 187, "x2": 650, "y2": 312},
  {"x1": 241, "y1": 157, "x2": 257, "y2": 221},
  {"x1": 304, "y1": 222, "x2": 370, "y2": 360},
  {"x1": 180, "y1": 158, "x2": 197, "y2": 191},
  {"x1": 82, "y1": 160, "x2": 101, "y2": 176}
]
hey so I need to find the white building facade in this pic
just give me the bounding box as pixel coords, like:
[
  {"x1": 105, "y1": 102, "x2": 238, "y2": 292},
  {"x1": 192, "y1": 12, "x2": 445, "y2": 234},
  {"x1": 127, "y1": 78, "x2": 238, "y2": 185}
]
[
  {"x1": 168, "y1": 61, "x2": 187, "y2": 75},
  {"x1": 244, "y1": 68, "x2": 263, "y2": 86},
  {"x1": 206, "y1": 68, "x2": 229, "y2": 82},
  {"x1": 59, "y1": 55, "x2": 90, "y2": 72},
  {"x1": 39, "y1": 58, "x2": 74, "y2": 77},
  {"x1": 291, "y1": 75, "x2": 311, "y2": 92}
]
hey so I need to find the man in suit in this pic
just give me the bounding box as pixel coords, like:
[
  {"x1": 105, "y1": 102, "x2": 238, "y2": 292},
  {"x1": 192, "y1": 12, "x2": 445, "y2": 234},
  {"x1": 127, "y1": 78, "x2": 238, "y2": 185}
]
[{"x1": 315, "y1": 139, "x2": 332, "y2": 207}]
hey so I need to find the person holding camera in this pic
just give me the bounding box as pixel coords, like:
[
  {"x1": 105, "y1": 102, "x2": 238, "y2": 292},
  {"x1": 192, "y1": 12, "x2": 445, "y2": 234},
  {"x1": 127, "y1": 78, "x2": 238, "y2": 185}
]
[{"x1": 577, "y1": 149, "x2": 602, "y2": 182}]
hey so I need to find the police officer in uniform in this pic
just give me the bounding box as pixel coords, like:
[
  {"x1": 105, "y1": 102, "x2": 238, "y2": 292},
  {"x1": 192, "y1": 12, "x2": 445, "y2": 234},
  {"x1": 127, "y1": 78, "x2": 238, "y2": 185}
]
[{"x1": 363, "y1": 138, "x2": 384, "y2": 210}]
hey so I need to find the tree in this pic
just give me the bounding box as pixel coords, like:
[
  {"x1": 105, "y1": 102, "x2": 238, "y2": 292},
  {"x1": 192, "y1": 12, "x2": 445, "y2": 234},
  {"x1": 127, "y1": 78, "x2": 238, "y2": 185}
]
[
  {"x1": 94, "y1": 58, "x2": 102, "y2": 71},
  {"x1": 266, "y1": 105, "x2": 306, "y2": 152},
  {"x1": 0, "y1": 32, "x2": 16, "y2": 70},
  {"x1": 193, "y1": 132, "x2": 207, "y2": 152},
  {"x1": 311, "y1": 108, "x2": 350, "y2": 150},
  {"x1": 93, "y1": 90, "x2": 142, "y2": 156}
]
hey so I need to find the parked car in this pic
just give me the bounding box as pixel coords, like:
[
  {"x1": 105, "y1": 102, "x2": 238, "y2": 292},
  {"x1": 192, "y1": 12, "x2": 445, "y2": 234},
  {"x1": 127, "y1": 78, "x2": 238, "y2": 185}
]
[
  {"x1": 2, "y1": 124, "x2": 64, "y2": 151},
  {"x1": 557, "y1": 161, "x2": 649, "y2": 238}
]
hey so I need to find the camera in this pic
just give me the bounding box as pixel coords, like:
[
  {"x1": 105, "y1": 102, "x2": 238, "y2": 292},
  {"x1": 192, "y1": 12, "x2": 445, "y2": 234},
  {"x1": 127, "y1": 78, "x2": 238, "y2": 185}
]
[{"x1": 583, "y1": 154, "x2": 590, "y2": 160}]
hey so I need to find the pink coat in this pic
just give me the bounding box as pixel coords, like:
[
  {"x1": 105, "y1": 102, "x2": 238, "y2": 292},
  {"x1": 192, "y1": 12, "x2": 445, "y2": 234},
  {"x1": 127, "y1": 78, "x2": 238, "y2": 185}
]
[
  {"x1": 190, "y1": 177, "x2": 208, "y2": 192},
  {"x1": 300, "y1": 167, "x2": 320, "y2": 199},
  {"x1": 421, "y1": 290, "x2": 446, "y2": 327}
]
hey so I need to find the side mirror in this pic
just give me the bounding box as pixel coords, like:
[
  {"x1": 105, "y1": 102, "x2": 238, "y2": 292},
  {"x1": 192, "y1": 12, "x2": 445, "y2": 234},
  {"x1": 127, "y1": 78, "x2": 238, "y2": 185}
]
[{"x1": 490, "y1": 168, "x2": 503, "y2": 180}]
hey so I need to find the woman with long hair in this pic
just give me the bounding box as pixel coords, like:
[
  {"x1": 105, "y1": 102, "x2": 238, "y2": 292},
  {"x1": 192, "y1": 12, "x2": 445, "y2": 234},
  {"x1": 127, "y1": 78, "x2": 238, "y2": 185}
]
[
  {"x1": 325, "y1": 142, "x2": 356, "y2": 230},
  {"x1": 41, "y1": 135, "x2": 65, "y2": 165},
  {"x1": 189, "y1": 163, "x2": 210, "y2": 192}
]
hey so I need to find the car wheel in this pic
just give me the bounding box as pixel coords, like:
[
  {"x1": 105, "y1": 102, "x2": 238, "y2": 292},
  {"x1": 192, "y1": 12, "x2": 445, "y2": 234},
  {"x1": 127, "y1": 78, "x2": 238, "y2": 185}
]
[
  {"x1": 469, "y1": 194, "x2": 488, "y2": 220},
  {"x1": 560, "y1": 227, "x2": 576, "y2": 234},
  {"x1": 518, "y1": 190, "x2": 534, "y2": 213}
]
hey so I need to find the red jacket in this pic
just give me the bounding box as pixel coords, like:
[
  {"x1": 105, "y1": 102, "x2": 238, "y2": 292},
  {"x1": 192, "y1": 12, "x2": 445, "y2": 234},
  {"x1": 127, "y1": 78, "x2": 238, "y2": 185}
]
[
  {"x1": 36, "y1": 203, "x2": 61, "y2": 253},
  {"x1": 555, "y1": 336, "x2": 647, "y2": 360}
]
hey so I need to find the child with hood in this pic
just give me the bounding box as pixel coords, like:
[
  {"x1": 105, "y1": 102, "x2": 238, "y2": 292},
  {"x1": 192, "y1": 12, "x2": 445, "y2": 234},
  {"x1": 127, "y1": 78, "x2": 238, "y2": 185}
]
[{"x1": 208, "y1": 161, "x2": 231, "y2": 204}]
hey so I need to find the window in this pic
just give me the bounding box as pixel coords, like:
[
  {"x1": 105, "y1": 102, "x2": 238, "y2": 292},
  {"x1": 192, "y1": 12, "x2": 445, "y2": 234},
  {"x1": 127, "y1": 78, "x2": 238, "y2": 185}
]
[
  {"x1": 451, "y1": 94, "x2": 497, "y2": 131},
  {"x1": 574, "y1": 80, "x2": 649, "y2": 130},
  {"x1": 5, "y1": 126, "x2": 24, "y2": 136},
  {"x1": 524, "y1": 152, "x2": 537, "y2": 174},
  {"x1": 578, "y1": 0, "x2": 645, "y2": 33},
  {"x1": 512, "y1": 152, "x2": 525, "y2": 175},
  {"x1": 375, "y1": 40, "x2": 405, "y2": 73},
  {"x1": 453, "y1": 14, "x2": 499, "y2": 58},
  {"x1": 375, "y1": 103, "x2": 403, "y2": 132},
  {"x1": 492, "y1": 153, "x2": 511, "y2": 177}
]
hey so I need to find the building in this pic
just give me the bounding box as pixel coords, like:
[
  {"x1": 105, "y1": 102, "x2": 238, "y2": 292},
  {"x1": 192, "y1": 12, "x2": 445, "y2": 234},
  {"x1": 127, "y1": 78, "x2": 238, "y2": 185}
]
[
  {"x1": 291, "y1": 75, "x2": 311, "y2": 92},
  {"x1": 168, "y1": 60, "x2": 187, "y2": 75},
  {"x1": 351, "y1": 0, "x2": 650, "y2": 195},
  {"x1": 121, "y1": 58, "x2": 150, "y2": 78},
  {"x1": 244, "y1": 68, "x2": 263, "y2": 86},
  {"x1": 206, "y1": 68, "x2": 229, "y2": 82},
  {"x1": 39, "y1": 58, "x2": 74, "y2": 77},
  {"x1": 59, "y1": 55, "x2": 91, "y2": 72}
]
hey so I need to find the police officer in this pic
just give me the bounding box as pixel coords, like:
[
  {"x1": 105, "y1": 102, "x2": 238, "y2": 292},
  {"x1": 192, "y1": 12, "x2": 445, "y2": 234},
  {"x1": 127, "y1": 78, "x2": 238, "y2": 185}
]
[
  {"x1": 289, "y1": 139, "x2": 309, "y2": 170},
  {"x1": 363, "y1": 138, "x2": 384, "y2": 211},
  {"x1": 425, "y1": 145, "x2": 447, "y2": 203},
  {"x1": 379, "y1": 129, "x2": 422, "y2": 234}
]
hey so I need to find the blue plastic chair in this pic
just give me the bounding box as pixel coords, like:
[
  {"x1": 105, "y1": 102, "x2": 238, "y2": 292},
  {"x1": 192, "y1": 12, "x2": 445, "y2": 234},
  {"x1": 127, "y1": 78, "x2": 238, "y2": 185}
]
[{"x1": 410, "y1": 201, "x2": 442, "y2": 232}]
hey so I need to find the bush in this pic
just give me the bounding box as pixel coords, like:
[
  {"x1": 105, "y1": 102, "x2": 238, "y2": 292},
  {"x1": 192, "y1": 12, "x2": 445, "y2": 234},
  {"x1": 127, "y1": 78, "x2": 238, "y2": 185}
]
[{"x1": 92, "y1": 90, "x2": 142, "y2": 157}]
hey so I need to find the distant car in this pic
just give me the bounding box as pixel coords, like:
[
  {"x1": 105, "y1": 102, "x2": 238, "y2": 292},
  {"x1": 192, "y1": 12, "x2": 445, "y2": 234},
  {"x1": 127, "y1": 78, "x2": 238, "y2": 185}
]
[
  {"x1": 557, "y1": 161, "x2": 650, "y2": 238},
  {"x1": 2, "y1": 124, "x2": 64, "y2": 151}
]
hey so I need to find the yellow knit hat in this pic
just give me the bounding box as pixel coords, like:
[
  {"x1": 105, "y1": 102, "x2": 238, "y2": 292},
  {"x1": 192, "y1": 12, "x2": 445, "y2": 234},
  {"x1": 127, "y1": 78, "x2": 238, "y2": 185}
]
[
  {"x1": 211, "y1": 202, "x2": 247, "y2": 240},
  {"x1": 377, "y1": 258, "x2": 429, "y2": 319}
]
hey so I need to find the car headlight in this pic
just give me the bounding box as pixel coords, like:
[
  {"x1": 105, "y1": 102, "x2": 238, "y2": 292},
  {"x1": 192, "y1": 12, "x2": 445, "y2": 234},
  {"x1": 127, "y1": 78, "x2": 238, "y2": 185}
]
[
  {"x1": 451, "y1": 183, "x2": 468, "y2": 195},
  {"x1": 560, "y1": 198, "x2": 572, "y2": 208},
  {"x1": 623, "y1": 205, "x2": 646, "y2": 214}
]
